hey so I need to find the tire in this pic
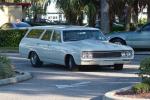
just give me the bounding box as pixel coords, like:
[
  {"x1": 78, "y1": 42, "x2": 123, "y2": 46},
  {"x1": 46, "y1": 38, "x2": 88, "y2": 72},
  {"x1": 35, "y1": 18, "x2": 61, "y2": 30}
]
[
  {"x1": 67, "y1": 56, "x2": 79, "y2": 71},
  {"x1": 30, "y1": 52, "x2": 43, "y2": 67},
  {"x1": 111, "y1": 38, "x2": 126, "y2": 45},
  {"x1": 114, "y1": 64, "x2": 123, "y2": 70}
]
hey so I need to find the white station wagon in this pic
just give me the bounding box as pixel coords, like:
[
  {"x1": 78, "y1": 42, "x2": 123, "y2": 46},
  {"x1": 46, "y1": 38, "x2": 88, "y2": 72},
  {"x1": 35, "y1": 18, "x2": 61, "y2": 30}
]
[{"x1": 19, "y1": 26, "x2": 134, "y2": 71}]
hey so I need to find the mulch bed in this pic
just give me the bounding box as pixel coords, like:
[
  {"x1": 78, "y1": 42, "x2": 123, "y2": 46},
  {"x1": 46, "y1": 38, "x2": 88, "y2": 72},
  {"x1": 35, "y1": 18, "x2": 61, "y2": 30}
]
[{"x1": 116, "y1": 89, "x2": 150, "y2": 99}]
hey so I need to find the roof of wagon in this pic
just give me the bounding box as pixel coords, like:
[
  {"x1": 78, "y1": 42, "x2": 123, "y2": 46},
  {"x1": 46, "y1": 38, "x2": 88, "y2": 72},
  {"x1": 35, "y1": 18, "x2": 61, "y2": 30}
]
[{"x1": 28, "y1": 25, "x2": 99, "y2": 31}]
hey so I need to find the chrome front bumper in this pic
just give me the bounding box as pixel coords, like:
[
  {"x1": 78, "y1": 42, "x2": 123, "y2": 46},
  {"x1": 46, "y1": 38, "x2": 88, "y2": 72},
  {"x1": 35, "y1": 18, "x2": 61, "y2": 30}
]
[{"x1": 81, "y1": 59, "x2": 131, "y2": 65}]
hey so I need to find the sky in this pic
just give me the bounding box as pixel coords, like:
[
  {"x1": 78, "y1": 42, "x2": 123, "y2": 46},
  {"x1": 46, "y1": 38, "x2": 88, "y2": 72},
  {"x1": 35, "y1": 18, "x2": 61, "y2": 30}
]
[{"x1": 47, "y1": 0, "x2": 59, "y2": 13}]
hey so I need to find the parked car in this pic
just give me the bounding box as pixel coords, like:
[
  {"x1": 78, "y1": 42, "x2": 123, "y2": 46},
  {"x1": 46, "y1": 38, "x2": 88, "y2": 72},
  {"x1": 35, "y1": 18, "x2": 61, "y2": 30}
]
[
  {"x1": 106, "y1": 23, "x2": 150, "y2": 49},
  {"x1": 0, "y1": 22, "x2": 31, "y2": 30},
  {"x1": 19, "y1": 25, "x2": 134, "y2": 71}
]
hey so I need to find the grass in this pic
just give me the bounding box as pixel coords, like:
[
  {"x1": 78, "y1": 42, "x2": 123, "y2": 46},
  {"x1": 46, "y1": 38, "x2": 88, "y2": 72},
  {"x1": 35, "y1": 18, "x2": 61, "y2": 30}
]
[{"x1": 0, "y1": 47, "x2": 19, "y2": 53}]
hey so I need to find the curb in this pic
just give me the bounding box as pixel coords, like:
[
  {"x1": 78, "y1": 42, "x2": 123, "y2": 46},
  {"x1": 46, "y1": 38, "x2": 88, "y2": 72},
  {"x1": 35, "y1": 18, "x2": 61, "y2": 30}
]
[
  {"x1": 103, "y1": 86, "x2": 149, "y2": 100},
  {"x1": 0, "y1": 70, "x2": 32, "y2": 86}
]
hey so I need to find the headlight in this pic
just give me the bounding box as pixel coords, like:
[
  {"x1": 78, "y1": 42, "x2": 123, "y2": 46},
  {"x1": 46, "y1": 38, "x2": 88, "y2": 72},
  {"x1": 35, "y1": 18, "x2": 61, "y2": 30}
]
[
  {"x1": 121, "y1": 51, "x2": 132, "y2": 57},
  {"x1": 82, "y1": 52, "x2": 93, "y2": 59}
]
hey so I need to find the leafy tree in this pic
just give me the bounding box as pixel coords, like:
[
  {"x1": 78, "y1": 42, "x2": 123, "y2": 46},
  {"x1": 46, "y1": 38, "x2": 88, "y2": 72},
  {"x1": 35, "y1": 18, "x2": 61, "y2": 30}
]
[{"x1": 56, "y1": 0, "x2": 97, "y2": 26}]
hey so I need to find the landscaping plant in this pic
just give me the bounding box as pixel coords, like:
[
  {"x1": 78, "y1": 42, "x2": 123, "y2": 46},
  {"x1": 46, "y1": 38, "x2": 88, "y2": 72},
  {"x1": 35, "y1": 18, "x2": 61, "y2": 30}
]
[
  {"x1": 0, "y1": 29, "x2": 27, "y2": 47},
  {"x1": 132, "y1": 57, "x2": 150, "y2": 94},
  {"x1": 0, "y1": 55, "x2": 15, "y2": 79}
]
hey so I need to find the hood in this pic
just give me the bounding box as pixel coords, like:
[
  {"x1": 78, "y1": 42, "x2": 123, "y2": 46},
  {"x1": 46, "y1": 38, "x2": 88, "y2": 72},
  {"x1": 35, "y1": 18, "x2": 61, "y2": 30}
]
[{"x1": 65, "y1": 39, "x2": 132, "y2": 51}]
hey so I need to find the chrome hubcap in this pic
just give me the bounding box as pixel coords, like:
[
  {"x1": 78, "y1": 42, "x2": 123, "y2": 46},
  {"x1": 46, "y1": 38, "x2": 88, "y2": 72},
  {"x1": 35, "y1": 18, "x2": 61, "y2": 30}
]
[
  {"x1": 31, "y1": 54, "x2": 37, "y2": 65},
  {"x1": 69, "y1": 59, "x2": 72, "y2": 69}
]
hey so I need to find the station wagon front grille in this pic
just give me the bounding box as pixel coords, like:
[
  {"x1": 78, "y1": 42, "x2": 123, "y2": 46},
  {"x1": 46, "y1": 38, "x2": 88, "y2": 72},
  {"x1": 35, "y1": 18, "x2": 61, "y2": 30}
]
[{"x1": 92, "y1": 51, "x2": 122, "y2": 58}]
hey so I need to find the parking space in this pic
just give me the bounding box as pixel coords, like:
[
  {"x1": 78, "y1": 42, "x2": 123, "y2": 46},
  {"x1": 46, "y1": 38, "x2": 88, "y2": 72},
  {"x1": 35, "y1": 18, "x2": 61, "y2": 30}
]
[{"x1": 0, "y1": 52, "x2": 149, "y2": 100}]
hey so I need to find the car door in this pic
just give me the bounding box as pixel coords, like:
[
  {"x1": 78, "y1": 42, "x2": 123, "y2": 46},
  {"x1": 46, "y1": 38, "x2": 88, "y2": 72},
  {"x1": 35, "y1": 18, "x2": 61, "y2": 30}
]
[
  {"x1": 139, "y1": 24, "x2": 150, "y2": 48},
  {"x1": 127, "y1": 24, "x2": 150, "y2": 48},
  {"x1": 39, "y1": 29, "x2": 53, "y2": 62},
  {"x1": 50, "y1": 30, "x2": 64, "y2": 64}
]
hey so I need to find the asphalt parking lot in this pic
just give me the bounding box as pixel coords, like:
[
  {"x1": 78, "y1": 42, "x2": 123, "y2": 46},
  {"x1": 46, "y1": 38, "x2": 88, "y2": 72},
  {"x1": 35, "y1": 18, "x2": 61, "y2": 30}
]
[{"x1": 0, "y1": 52, "x2": 149, "y2": 100}]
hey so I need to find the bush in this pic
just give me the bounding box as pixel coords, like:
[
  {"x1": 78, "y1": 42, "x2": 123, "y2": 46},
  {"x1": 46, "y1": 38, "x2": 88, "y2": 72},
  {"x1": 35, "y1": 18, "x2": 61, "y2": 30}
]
[
  {"x1": 132, "y1": 83, "x2": 150, "y2": 94},
  {"x1": 139, "y1": 57, "x2": 150, "y2": 84},
  {"x1": 0, "y1": 29, "x2": 27, "y2": 47},
  {"x1": 0, "y1": 55, "x2": 15, "y2": 79}
]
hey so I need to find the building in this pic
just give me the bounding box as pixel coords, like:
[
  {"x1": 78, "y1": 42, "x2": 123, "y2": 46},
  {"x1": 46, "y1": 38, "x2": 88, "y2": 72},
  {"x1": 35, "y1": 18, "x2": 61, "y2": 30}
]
[
  {"x1": 0, "y1": 3, "x2": 31, "y2": 26},
  {"x1": 45, "y1": 1, "x2": 66, "y2": 23}
]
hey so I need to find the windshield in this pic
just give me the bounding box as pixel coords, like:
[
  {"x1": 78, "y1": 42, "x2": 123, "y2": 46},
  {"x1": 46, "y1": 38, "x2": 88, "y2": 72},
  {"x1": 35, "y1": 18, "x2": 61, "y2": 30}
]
[{"x1": 63, "y1": 30, "x2": 107, "y2": 42}]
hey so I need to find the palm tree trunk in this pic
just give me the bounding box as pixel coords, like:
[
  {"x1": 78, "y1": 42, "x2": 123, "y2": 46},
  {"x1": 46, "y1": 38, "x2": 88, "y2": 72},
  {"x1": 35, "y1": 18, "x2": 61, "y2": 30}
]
[
  {"x1": 125, "y1": 5, "x2": 131, "y2": 31},
  {"x1": 100, "y1": 0, "x2": 110, "y2": 33},
  {"x1": 132, "y1": 1, "x2": 138, "y2": 26}
]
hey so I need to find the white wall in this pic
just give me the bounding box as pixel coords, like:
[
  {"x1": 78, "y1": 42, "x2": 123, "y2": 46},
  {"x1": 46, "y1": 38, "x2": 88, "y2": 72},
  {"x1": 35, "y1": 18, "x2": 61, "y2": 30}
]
[{"x1": 0, "y1": 5, "x2": 22, "y2": 26}]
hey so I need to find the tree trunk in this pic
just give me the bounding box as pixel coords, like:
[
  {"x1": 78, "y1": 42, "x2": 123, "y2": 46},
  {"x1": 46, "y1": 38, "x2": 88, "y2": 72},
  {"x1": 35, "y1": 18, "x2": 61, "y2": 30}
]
[
  {"x1": 125, "y1": 5, "x2": 131, "y2": 31},
  {"x1": 100, "y1": 0, "x2": 110, "y2": 33},
  {"x1": 132, "y1": 1, "x2": 138, "y2": 26},
  {"x1": 33, "y1": 13, "x2": 37, "y2": 23}
]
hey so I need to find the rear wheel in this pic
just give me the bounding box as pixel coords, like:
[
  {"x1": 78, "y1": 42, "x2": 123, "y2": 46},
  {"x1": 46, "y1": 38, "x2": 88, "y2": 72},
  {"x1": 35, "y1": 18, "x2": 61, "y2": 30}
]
[
  {"x1": 30, "y1": 52, "x2": 43, "y2": 67},
  {"x1": 67, "y1": 56, "x2": 79, "y2": 71},
  {"x1": 114, "y1": 64, "x2": 123, "y2": 70}
]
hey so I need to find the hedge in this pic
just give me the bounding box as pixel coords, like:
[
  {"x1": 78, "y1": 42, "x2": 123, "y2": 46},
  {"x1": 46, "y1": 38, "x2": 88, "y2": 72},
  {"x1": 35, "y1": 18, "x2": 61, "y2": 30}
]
[{"x1": 0, "y1": 29, "x2": 27, "y2": 47}]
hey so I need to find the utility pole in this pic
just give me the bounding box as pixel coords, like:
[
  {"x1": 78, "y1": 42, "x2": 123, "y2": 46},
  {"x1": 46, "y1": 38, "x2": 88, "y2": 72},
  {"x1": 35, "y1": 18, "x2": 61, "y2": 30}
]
[{"x1": 100, "y1": 0, "x2": 110, "y2": 33}]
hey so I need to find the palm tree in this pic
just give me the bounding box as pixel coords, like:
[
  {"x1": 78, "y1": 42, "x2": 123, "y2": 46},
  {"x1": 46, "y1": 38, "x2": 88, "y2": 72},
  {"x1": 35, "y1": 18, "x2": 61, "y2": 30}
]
[
  {"x1": 56, "y1": 0, "x2": 97, "y2": 26},
  {"x1": 29, "y1": 0, "x2": 51, "y2": 22},
  {"x1": 84, "y1": 0, "x2": 97, "y2": 27},
  {"x1": 56, "y1": 0, "x2": 83, "y2": 25}
]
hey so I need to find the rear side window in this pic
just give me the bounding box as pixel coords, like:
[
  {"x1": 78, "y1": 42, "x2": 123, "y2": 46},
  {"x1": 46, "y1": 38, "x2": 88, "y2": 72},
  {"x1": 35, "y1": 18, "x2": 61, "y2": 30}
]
[
  {"x1": 41, "y1": 30, "x2": 53, "y2": 41},
  {"x1": 52, "y1": 30, "x2": 61, "y2": 42},
  {"x1": 26, "y1": 29, "x2": 44, "y2": 38}
]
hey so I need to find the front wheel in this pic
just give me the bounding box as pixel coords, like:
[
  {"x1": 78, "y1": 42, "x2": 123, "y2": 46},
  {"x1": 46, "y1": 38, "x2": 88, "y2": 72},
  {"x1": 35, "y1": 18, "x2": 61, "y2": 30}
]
[
  {"x1": 30, "y1": 52, "x2": 43, "y2": 67},
  {"x1": 67, "y1": 56, "x2": 79, "y2": 71},
  {"x1": 114, "y1": 64, "x2": 123, "y2": 70},
  {"x1": 111, "y1": 39, "x2": 126, "y2": 45}
]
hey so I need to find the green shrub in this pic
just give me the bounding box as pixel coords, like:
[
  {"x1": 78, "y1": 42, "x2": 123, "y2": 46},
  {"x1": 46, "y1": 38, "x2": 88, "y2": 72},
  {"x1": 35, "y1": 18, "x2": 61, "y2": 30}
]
[
  {"x1": 132, "y1": 83, "x2": 150, "y2": 94},
  {"x1": 139, "y1": 57, "x2": 150, "y2": 84},
  {"x1": 138, "y1": 18, "x2": 147, "y2": 25},
  {"x1": 0, "y1": 55, "x2": 15, "y2": 79},
  {"x1": 0, "y1": 29, "x2": 27, "y2": 47}
]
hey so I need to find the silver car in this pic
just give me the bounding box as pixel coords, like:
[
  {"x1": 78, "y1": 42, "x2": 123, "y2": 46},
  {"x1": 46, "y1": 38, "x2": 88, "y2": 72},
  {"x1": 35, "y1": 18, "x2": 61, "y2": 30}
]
[
  {"x1": 106, "y1": 23, "x2": 150, "y2": 48},
  {"x1": 19, "y1": 26, "x2": 134, "y2": 71}
]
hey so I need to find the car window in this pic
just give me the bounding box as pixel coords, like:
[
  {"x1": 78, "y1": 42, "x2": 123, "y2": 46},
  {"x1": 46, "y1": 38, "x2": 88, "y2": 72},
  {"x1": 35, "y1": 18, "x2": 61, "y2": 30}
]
[
  {"x1": 52, "y1": 30, "x2": 61, "y2": 42},
  {"x1": 1, "y1": 23, "x2": 13, "y2": 29},
  {"x1": 41, "y1": 30, "x2": 53, "y2": 41},
  {"x1": 26, "y1": 29, "x2": 44, "y2": 38},
  {"x1": 142, "y1": 24, "x2": 150, "y2": 31},
  {"x1": 63, "y1": 30, "x2": 107, "y2": 42}
]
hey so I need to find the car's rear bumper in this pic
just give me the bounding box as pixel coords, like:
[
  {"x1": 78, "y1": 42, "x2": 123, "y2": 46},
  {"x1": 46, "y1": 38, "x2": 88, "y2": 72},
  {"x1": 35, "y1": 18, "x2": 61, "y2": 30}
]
[{"x1": 81, "y1": 59, "x2": 131, "y2": 65}]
